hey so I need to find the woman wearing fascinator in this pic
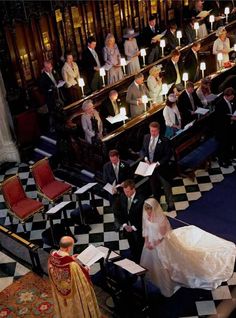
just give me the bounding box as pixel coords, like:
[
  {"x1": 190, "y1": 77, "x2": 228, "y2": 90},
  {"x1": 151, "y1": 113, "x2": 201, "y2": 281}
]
[
  {"x1": 147, "y1": 65, "x2": 163, "y2": 105},
  {"x1": 163, "y1": 93, "x2": 181, "y2": 138},
  {"x1": 123, "y1": 28, "x2": 141, "y2": 75},
  {"x1": 213, "y1": 27, "x2": 230, "y2": 69},
  {"x1": 140, "y1": 197, "x2": 236, "y2": 297}
]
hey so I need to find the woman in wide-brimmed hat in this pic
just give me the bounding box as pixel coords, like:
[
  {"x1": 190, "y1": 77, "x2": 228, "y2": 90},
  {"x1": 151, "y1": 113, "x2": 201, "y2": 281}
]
[
  {"x1": 213, "y1": 27, "x2": 230, "y2": 69},
  {"x1": 123, "y1": 28, "x2": 141, "y2": 75}
]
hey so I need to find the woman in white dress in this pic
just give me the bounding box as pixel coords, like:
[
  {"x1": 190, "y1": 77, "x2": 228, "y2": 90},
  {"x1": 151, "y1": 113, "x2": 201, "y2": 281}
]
[
  {"x1": 163, "y1": 93, "x2": 181, "y2": 138},
  {"x1": 123, "y1": 28, "x2": 141, "y2": 75},
  {"x1": 213, "y1": 27, "x2": 230, "y2": 69},
  {"x1": 147, "y1": 65, "x2": 163, "y2": 104},
  {"x1": 103, "y1": 33, "x2": 124, "y2": 85},
  {"x1": 140, "y1": 198, "x2": 236, "y2": 297}
]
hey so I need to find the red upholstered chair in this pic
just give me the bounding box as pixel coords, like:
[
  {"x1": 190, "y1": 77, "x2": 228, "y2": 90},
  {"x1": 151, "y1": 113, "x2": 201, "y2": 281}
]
[
  {"x1": 0, "y1": 175, "x2": 44, "y2": 232},
  {"x1": 30, "y1": 158, "x2": 72, "y2": 204}
]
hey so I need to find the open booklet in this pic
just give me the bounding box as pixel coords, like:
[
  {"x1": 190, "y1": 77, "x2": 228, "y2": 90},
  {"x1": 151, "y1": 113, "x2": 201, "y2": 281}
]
[
  {"x1": 106, "y1": 113, "x2": 128, "y2": 124},
  {"x1": 103, "y1": 183, "x2": 122, "y2": 195},
  {"x1": 194, "y1": 107, "x2": 209, "y2": 115},
  {"x1": 77, "y1": 245, "x2": 105, "y2": 267},
  {"x1": 114, "y1": 258, "x2": 146, "y2": 275},
  {"x1": 196, "y1": 10, "x2": 211, "y2": 18},
  {"x1": 96, "y1": 246, "x2": 120, "y2": 261},
  {"x1": 135, "y1": 161, "x2": 156, "y2": 177},
  {"x1": 152, "y1": 33, "x2": 164, "y2": 42}
]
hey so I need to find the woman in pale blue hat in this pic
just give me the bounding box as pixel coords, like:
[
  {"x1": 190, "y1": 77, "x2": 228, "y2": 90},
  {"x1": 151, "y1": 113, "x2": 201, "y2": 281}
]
[{"x1": 123, "y1": 28, "x2": 141, "y2": 75}]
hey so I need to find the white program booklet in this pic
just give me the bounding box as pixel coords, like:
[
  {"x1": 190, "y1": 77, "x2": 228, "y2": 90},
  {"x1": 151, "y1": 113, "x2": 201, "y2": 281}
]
[
  {"x1": 46, "y1": 201, "x2": 71, "y2": 215},
  {"x1": 96, "y1": 246, "x2": 120, "y2": 260},
  {"x1": 135, "y1": 161, "x2": 156, "y2": 176},
  {"x1": 77, "y1": 245, "x2": 105, "y2": 267},
  {"x1": 114, "y1": 258, "x2": 146, "y2": 274},
  {"x1": 196, "y1": 10, "x2": 211, "y2": 18},
  {"x1": 74, "y1": 183, "x2": 97, "y2": 194},
  {"x1": 106, "y1": 114, "x2": 128, "y2": 124},
  {"x1": 194, "y1": 107, "x2": 209, "y2": 115},
  {"x1": 57, "y1": 81, "x2": 65, "y2": 88}
]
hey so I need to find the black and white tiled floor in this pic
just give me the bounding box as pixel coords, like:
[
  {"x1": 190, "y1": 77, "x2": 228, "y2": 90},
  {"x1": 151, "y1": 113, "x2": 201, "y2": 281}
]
[{"x1": 0, "y1": 160, "x2": 236, "y2": 317}]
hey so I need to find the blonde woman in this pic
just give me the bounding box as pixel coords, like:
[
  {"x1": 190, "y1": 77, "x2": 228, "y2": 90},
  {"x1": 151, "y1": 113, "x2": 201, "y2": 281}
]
[
  {"x1": 103, "y1": 33, "x2": 124, "y2": 85},
  {"x1": 147, "y1": 65, "x2": 163, "y2": 104},
  {"x1": 213, "y1": 27, "x2": 230, "y2": 69}
]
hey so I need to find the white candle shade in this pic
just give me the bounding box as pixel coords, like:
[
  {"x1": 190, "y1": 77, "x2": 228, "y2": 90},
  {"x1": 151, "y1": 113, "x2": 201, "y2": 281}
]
[
  {"x1": 234, "y1": 44, "x2": 236, "y2": 51},
  {"x1": 78, "y1": 78, "x2": 85, "y2": 87},
  {"x1": 176, "y1": 30, "x2": 182, "y2": 39},
  {"x1": 224, "y1": 7, "x2": 230, "y2": 15},
  {"x1": 209, "y1": 15, "x2": 215, "y2": 23},
  {"x1": 99, "y1": 68, "x2": 106, "y2": 76},
  {"x1": 160, "y1": 39, "x2": 166, "y2": 48},
  {"x1": 141, "y1": 95, "x2": 149, "y2": 104},
  {"x1": 182, "y1": 72, "x2": 188, "y2": 81},
  {"x1": 194, "y1": 22, "x2": 199, "y2": 30},
  {"x1": 140, "y1": 49, "x2": 146, "y2": 56},
  {"x1": 120, "y1": 107, "x2": 126, "y2": 116},
  {"x1": 120, "y1": 58, "x2": 127, "y2": 66},
  {"x1": 217, "y1": 52, "x2": 223, "y2": 61},
  {"x1": 162, "y1": 83, "x2": 168, "y2": 95},
  {"x1": 200, "y1": 62, "x2": 206, "y2": 71}
]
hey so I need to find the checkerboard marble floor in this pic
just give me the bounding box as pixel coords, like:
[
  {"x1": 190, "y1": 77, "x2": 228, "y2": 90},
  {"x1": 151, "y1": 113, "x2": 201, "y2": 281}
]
[{"x1": 0, "y1": 160, "x2": 236, "y2": 317}]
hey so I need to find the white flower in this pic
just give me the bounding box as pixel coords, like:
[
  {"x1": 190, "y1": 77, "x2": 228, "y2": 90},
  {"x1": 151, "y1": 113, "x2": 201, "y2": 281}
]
[{"x1": 18, "y1": 291, "x2": 34, "y2": 303}]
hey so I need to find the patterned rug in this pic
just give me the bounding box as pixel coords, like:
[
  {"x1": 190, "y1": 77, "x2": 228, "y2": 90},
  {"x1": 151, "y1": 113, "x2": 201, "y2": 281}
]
[{"x1": 0, "y1": 272, "x2": 113, "y2": 318}]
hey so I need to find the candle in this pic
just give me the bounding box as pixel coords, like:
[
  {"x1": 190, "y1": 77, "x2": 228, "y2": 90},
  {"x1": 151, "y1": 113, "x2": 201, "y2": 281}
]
[
  {"x1": 141, "y1": 95, "x2": 148, "y2": 112},
  {"x1": 200, "y1": 62, "x2": 206, "y2": 78},
  {"x1": 162, "y1": 83, "x2": 168, "y2": 100},
  {"x1": 224, "y1": 7, "x2": 230, "y2": 24},
  {"x1": 209, "y1": 15, "x2": 215, "y2": 32},
  {"x1": 234, "y1": 44, "x2": 236, "y2": 52},
  {"x1": 160, "y1": 39, "x2": 166, "y2": 57},
  {"x1": 217, "y1": 52, "x2": 223, "y2": 70},
  {"x1": 182, "y1": 72, "x2": 188, "y2": 88},
  {"x1": 194, "y1": 22, "x2": 199, "y2": 39},
  {"x1": 176, "y1": 30, "x2": 182, "y2": 46},
  {"x1": 99, "y1": 67, "x2": 106, "y2": 86},
  {"x1": 78, "y1": 78, "x2": 85, "y2": 97},
  {"x1": 120, "y1": 57, "x2": 127, "y2": 76},
  {"x1": 140, "y1": 48, "x2": 146, "y2": 67},
  {"x1": 120, "y1": 107, "x2": 127, "y2": 125}
]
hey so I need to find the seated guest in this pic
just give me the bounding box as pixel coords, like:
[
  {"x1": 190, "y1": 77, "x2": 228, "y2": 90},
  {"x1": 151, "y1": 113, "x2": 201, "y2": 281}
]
[
  {"x1": 213, "y1": 27, "x2": 230, "y2": 70},
  {"x1": 81, "y1": 99, "x2": 103, "y2": 144},
  {"x1": 164, "y1": 49, "x2": 183, "y2": 90},
  {"x1": 140, "y1": 121, "x2": 175, "y2": 212},
  {"x1": 126, "y1": 73, "x2": 149, "y2": 118},
  {"x1": 177, "y1": 81, "x2": 203, "y2": 126},
  {"x1": 163, "y1": 94, "x2": 181, "y2": 138},
  {"x1": 113, "y1": 179, "x2": 145, "y2": 262},
  {"x1": 103, "y1": 33, "x2": 124, "y2": 85},
  {"x1": 82, "y1": 36, "x2": 102, "y2": 92},
  {"x1": 48, "y1": 236, "x2": 101, "y2": 318},
  {"x1": 62, "y1": 53, "x2": 80, "y2": 103},
  {"x1": 141, "y1": 15, "x2": 162, "y2": 64},
  {"x1": 123, "y1": 28, "x2": 141, "y2": 75},
  {"x1": 147, "y1": 65, "x2": 163, "y2": 104},
  {"x1": 183, "y1": 18, "x2": 197, "y2": 44},
  {"x1": 164, "y1": 21, "x2": 179, "y2": 53},
  {"x1": 103, "y1": 149, "x2": 130, "y2": 203},
  {"x1": 100, "y1": 90, "x2": 120, "y2": 132},
  {"x1": 190, "y1": 0, "x2": 208, "y2": 38},
  {"x1": 196, "y1": 77, "x2": 218, "y2": 107},
  {"x1": 214, "y1": 87, "x2": 236, "y2": 167},
  {"x1": 183, "y1": 42, "x2": 201, "y2": 82},
  {"x1": 167, "y1": 84, "x2": 181, "y2": 99}
]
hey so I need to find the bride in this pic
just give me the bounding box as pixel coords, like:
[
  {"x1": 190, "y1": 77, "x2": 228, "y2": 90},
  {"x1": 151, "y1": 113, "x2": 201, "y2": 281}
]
[{"x1": 140, "y1": 198, "x2": 236, "y2": 297}]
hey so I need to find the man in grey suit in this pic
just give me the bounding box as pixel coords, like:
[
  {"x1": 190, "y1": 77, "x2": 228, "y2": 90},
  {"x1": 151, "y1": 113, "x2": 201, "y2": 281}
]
[{"x1": 126, "y1": 73, "x2": 149, "y2": 118}]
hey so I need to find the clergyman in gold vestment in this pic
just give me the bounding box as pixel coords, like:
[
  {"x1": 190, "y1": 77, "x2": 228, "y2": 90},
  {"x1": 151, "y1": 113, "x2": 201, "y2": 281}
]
[{"x1": 48, "y1": 236, "x2": 102, "y2": 318}]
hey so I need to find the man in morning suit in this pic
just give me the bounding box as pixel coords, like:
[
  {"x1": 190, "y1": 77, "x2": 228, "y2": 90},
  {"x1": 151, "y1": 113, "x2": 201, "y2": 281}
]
[
  {"x1": 164, "y1": 49, "x2": 183, "y2": 91},
  {"x1": 140, "y1": 121, "x2": 175, "y2": 212},
  {"x1": 126, "y1": 73, "x2": 149, "y2": 118},
  {"x1": 141, "y1": 15, "x2": 162, "y2": 64},
  {"x1": 183, "y1": 42, "x2": 201, "y2": 83},
  {"x1": 82, "y1": 36, "x2": 102, "y2": 92},
  {"x1": 177, "y1": 81, "x2": 203, "y2": 126},
  {"x1": 103, "y1": 149, "x2": 130, "y2": 203},
  {"x1": 113, "y1": 179, "x2": 145, "y2": 262},
  {"x1": 214, "y1": 87, "x2": 236, "y2": 167},
  {"x1": 164, "y1": 21, "x2": 179, "y2": 54}
]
